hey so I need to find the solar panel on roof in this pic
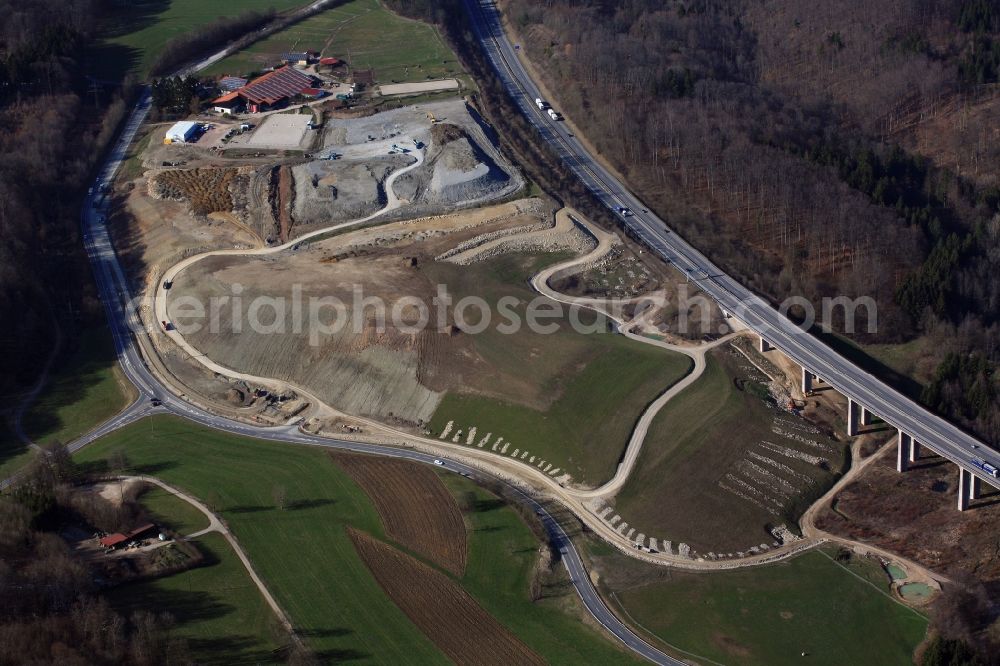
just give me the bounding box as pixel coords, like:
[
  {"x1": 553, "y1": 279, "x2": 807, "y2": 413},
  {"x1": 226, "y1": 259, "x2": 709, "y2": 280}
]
[{"x1": 239, "y1": 67, "x2": 313, "y2": 105}]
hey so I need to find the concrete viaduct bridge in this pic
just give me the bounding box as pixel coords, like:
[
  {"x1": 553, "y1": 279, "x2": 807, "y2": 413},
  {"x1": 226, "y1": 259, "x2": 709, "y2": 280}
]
[{"x1": 754, "y1": 333, "x2": 999, "y2": 511}]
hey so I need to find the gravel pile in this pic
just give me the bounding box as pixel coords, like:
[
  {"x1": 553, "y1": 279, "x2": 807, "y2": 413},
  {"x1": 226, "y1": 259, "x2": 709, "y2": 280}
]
[{"x1": 292, "y1": 155, "x2": 408, "y2": 226}]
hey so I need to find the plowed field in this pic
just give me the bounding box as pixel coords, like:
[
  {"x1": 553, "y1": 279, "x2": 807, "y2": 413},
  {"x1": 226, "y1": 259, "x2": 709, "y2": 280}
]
[
  {"x1": 348, "y1": 529, "x2": 545, "y2": 666},
  {"x1": 333, "y1": 453, "x2": 467, "y2": 575}
]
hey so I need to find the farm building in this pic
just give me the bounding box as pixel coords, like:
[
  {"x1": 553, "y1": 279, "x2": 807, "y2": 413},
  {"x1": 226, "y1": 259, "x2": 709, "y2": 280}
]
[
  {"x1": 218, "y1": 75, "x2": 248, "y2": 92},
  {"x1": 281, "y1": 52, "x2": 312, "y2": 65},
  {"x1": 211, "y1": 91, "x2": 243, "y2": 115},
  {"x1": 236, "y1": 66, "x2": 315, "y2": 113},
  {"x1": 164, "y1": 120, "x2": 198, "y2": 144},
  {"x1": 99, "y1": 523, "x2": 157, "y2": 550},
  {"x1": 318, "y1": 57, "x2": 342, "y2": 67}
]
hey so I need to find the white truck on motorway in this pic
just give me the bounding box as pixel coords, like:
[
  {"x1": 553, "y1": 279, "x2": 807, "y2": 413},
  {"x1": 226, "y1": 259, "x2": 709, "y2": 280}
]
[
  {"x1": 971, "y1": 457, "x2": 999, "y2": 478},
  {"x1": 535, "y1": 97, "x2": 547, "y2": 109},
  {"x1": 547, "y1": 108, "x2": 562, "y2": 121}
]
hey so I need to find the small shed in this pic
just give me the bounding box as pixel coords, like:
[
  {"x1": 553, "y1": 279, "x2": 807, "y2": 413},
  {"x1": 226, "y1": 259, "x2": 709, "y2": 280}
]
[
  {"x1": 211, "y1": 91, "x2": 242, "y2": 115},
  {"x1": 99, "y1": 533, "x2": 128, "y2": 549},
  {"x1": 281, "y1": 52, "x2": 311, "y2": 66},
  {"x1": 164, "y1": 121, "x2": 198, "y2": 144},
  {"x1": 319, "y1": 57, "x2": 342, "y2": 67}
]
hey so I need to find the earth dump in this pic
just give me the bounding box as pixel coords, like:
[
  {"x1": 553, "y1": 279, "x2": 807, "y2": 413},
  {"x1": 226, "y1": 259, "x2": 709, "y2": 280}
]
[
  {"x1": 395, "y1": 123, "x2": 511, "y2": 207},
  {"x1": 149, "y1": 167, "x2": 247, "y2": 216}
]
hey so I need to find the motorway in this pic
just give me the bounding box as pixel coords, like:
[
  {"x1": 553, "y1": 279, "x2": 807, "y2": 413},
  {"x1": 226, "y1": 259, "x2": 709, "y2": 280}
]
[
  {"x1": 463, "y1": 0, "x2": 1000, "y2": 491},
  {"x1": 51, "y1": 31, "x2": 682, "y2": 666}
]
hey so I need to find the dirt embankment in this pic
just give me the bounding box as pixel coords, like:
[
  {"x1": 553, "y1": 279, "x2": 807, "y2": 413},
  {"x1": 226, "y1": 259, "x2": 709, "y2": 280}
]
[
  {"x1": 348, "y1": 528, "x2": 544, "y2": 666},
  {"x1": 816, "y1": 447, "x2": 1000, "y2": 585},
  {"x1": 332, "y1": 452, "x2": 467, "y2": 575},
  {"x1": 277, "y1": 165, "x2": 293, "y2": 243},
  {"x1": 166, "y1": 200, "x2": 564, "y2": 426}
]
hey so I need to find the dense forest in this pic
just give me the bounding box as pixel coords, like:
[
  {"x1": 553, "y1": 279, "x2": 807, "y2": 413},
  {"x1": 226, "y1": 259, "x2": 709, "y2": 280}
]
[
  {"x1": 0, "y1": 0, "x2": 131, "y2": 402},
  {"x1": 500, "y1": 0, "x2": 1000, "y2": 447},
  {"x1": 0, "y1": 447, "x2": 189, "y2": 664}
]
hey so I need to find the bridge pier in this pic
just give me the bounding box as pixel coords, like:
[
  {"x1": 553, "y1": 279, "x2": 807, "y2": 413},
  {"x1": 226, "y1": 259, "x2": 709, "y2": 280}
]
[
  {"x1": 801, "y1": 368, "x2": 814, "y2": 395},
  {"x1": 909, "y1": 440, "x2": 921, "y2": 462},
  {"x1": 847, "y1": 398, "x2": 860, "y2": 436},
  {"x1": 897, "y1": 432, "x2": 912, "y2": 472},
  {"x1": 971, "y1": 476, "x2": 982, "y2": 501},
  {"x1": 958, "y1": 467, "x2": 972, "y2": 511},
  {"x1": 758, "y1": 336, "x2": 772, "y2": 353},
  {"x1": 860, "y1": 406, "x2": 874, "y2": 426}
]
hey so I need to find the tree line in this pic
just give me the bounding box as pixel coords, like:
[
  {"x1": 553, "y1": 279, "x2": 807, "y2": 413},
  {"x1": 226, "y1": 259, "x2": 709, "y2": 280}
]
[
  {"x1": 148, "y1": 10, "x2": 276, "y2": 77},
  {"x1": 0, "y1": 0, "x2": 133, "y2": 402}
]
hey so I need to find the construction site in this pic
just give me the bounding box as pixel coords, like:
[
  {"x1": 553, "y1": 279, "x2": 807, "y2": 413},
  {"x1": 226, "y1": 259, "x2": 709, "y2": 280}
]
[{"x1": 112, "y1": 69, "x2": 888, "y2": 563}]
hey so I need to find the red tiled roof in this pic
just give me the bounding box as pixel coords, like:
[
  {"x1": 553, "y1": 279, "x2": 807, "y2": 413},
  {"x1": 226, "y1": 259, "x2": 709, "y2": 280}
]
[
  {"x1": 100, "y1": 533, "x2": 127, "y2": 548},
  {"x1": 238, "y1": 66, "x2": 313, "y2": 106},
  {"x1": 212, "y1": 91, "x2": 240, "y2": 104},
  {"x1": 319, "y1": 57, "x2": 341, "y2": 66}
]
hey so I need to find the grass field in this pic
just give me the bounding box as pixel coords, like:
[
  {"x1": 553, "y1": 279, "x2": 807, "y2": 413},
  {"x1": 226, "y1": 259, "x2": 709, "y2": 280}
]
[
  {"x1": 0, "y1": 424, "x2": 34, "y2": 482},
  {"x1": 612, "y1": 346, "x2": 845, "y2": 553},
  {"x1": 203, "y1": 0, "x2": 464, "y2": 83},
  {"x1": 109, "y1": 532, "x2": 284, "y2": 665},
  {"x1": 76, "y1": 415, "x2": 634, "y2": 662},
  {"x1": 604, "y1": 545, "x2": 927, "y2": 666},
  {"x1": 76, "y1": 416, "x2": 442, "y2": 663},
  {"x1": 22, "y1": 327, "x2": 133, "y2": 447},
  {"x1": 425, "y1": 255, "x2": 693, "y2": 487},
  {"x1": 429, "y1": 335, "x2": 691, "y2": 486},
  {"x1": 89, "y1": 0, "x2": 310, "y2": 81},
  {"x1": 138, "y1": 485, "x2": 210, "y2": 535},
  {"x1": 349, "y1": 528, "x2": 546, "y2": 665},
  {"x1": 441, "y1": 474, "x2": 639, "y2": 664}
]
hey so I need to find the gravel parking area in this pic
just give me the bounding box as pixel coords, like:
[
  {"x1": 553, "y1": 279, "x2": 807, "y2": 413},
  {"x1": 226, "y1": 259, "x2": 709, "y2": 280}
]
[
  {"x1": 247, "y1": 113, "x2": 313, "y2": 150},
  {"x1": 379, "y1": 79, "x2": 460, "y2": 96}
]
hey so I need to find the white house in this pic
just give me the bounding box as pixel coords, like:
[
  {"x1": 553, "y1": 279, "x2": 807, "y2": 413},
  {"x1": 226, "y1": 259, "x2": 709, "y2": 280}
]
[{"x1": 164, "y1": 121, "x2": 198, "y2": 144}]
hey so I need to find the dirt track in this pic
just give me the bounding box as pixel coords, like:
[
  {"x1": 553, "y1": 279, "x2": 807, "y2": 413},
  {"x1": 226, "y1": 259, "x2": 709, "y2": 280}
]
[
  {"x1": 126, "y1": 476, "x2": 297, "y2": 632},
  {"x1": 529, "y1": 209, "x2": 742, "y2": 499}
]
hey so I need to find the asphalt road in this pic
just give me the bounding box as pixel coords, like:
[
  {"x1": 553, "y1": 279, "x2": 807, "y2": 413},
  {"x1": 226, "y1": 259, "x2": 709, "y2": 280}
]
[
  {"x1": 463, "y1": 0, "x2": 1000, "y2": 491},
  {"x1": 39, "y1": 35, "x2": 682, "y2": 666}
]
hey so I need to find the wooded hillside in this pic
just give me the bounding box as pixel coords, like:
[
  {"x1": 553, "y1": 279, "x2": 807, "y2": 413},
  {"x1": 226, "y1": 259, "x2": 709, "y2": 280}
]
[
  {"x1": 501, "y1": 0, "x2": 1000, "y2": 446},
  {"x1": 0, "y1": 0, "x2": 129, "y2": 401}
]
